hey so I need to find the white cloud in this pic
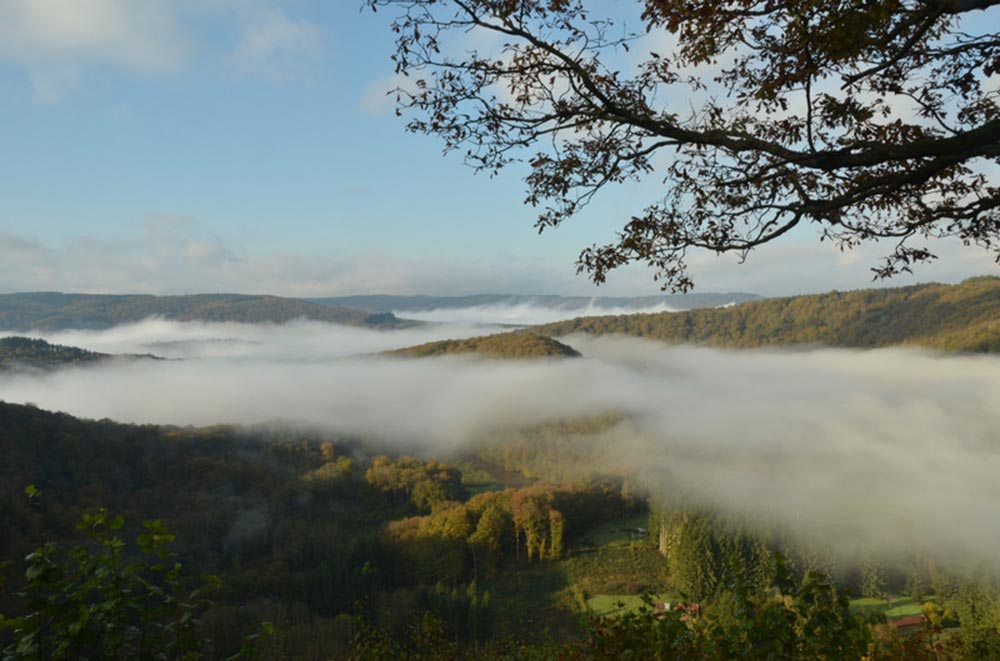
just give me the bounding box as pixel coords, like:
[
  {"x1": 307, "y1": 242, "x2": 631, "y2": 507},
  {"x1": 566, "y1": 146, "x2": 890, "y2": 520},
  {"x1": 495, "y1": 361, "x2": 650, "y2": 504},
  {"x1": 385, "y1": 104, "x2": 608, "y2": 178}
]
[
  {"x1": 226, "y1": 4, "x2": 323, "y2": 83},
  {"x1": 23, "y1": 318, "x2": 509, "y2": 359},
  {"x1": 0, "y1": 0, "x2": 192, "y2": 100},
  {"x1": 0, "y1": 0, "x2": 324, "y2": 100},
  {"x1": 0, "y1": 220, "x2": 995, "y2": 298},
  {"x1": 396, "y1": 301, "x2": 683, "y2": 326},
  {"x1": 0, "y1": 221, "x2": 590, "y2": 296},
  {"x1": 683, "y1": 232, "x2": 1000, "y2": 295},
  {"x1": 358, "y1": 72, "x2": 410, "y2": 114}
]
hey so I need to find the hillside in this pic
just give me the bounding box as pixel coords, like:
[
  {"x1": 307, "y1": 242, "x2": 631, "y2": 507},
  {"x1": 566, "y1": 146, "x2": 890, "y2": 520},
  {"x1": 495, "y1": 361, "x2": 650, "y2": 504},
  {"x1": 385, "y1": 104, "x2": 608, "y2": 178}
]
[
  {"x1": 0, "y1": 293, "x2": 406, "y2": 331},
  {"x1": 388, "y1": 331, "x2": 581, "y2": 359},
  {"x1": 309, "y1": 291, "x2": 761, "y2": 313},
  {"x1": 0, "y1": 336, "x2": 162, "y2": 372},
  {"x1": 0, "y1": 400, "x2": 634, "y2": 658},
  {"x1": 532, "y1": 276, "x2": 1000, "y2": 353},
  {"x1": 0, "y1": 336, "x2": 108, "y2": 371}
]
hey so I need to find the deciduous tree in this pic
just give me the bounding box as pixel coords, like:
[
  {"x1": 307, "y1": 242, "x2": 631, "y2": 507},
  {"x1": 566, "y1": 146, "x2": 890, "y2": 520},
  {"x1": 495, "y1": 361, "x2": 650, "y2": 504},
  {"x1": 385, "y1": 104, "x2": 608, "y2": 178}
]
[{"x1": 369, "y1": 0, "x2": 1000, "y2": 290}]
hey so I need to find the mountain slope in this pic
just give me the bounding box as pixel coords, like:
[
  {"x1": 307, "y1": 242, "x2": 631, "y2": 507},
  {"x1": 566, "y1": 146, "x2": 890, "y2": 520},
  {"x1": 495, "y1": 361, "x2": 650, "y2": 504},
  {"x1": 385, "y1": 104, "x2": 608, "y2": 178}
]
[
  {"x1": 388, "y1": 332, "x2": 581, "y2": 359},
  {"x1": 534, "y1": 276, "x2": 1000, "y2": 352},
  {"x1": 0, "y1": 293, "x2": 406, "y2": 331},
  {"x1": 0, "y1": 336, "x2": 162, "y2": 372}
]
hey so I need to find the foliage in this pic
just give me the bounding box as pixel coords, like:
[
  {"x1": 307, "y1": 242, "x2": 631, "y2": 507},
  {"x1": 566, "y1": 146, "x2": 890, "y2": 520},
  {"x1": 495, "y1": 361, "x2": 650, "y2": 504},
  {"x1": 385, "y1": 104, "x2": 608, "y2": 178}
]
[
  {"x1": 301, "y1": 455, "x2": 355, "y2": 482},
  {"x1": 580, "y1": 560, "x2": 873, "y2": 660},
  {"x1": 365, "y1": 455, "x2": 467, "y2": 511},
  {"x1": 370, "y1": 0, "x2": 1000, "y2": 290},
  {"x1": 0, "y1": 337, "x2": 107, "y2": 372},
  {"x1": 383, "y1": 480, "x2": 635, "y2": 588},
  {"x1": 7, "y1": 399, "x2": 1000, "y2": 657},
  {"x1": 0, "y1": 402, "x2": 398, "y2": 658},
  {"x1": 476, "y1": 414, "x2": 636, "y2": 483},
  {"x1": 906, "y1": 565, "x2": 928, "y2": 603},
  {"x1": 860, "y1": 558, "x2": 889, "y2": 599},
  {"x1": 1, "y1": 504, "x2": 221, "y2": 660},
  {"x1": 938, "y1": 571, "x2": 1000, "y2": 658},
  {"x1": 537, "y1": 276, "x2": 1000, "y2": 352},
  {"x1": 0, "y1": 401, "x2": 629, "y2": 655},
  {"x1": 0, "y1": 336, "x2": 161, "y2": 373},
  {"x1": 654, "y1": 508, "x2": 772, "y2": 603}
]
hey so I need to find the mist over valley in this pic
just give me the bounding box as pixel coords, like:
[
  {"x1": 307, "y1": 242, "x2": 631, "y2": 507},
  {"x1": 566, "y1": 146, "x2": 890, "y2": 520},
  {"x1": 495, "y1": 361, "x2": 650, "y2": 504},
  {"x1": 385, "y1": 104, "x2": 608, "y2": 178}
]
[
  {"x1": 6, "y1": 0, "x2": 1000, "y2": 653},
  {"x1": 3, "y1": 281, "x2": 1000, "y2": 571}
]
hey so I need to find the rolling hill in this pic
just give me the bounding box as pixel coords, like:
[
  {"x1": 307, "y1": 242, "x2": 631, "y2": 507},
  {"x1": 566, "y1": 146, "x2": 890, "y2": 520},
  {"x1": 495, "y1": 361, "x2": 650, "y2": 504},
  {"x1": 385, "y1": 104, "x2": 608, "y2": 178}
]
[
  {"x1": 533, "y1": 276, "x2": 1000, "y2": 353},
  {"x1": 0, "y1": 336, "x2": 163, "y2": 372},
  {"x1": 387, "y1": 332, "x2": 581, "y2": 359},
  {"x1": 0, "y1": 293, "x2": 407, "y2": 331}
]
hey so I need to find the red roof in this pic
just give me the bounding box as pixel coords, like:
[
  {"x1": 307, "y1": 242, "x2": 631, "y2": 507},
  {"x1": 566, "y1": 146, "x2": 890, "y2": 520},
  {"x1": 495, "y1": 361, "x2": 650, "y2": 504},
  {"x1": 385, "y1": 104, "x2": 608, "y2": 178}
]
[{"x1": 891, "y1": 614, "x2": 925, "y2": 629}]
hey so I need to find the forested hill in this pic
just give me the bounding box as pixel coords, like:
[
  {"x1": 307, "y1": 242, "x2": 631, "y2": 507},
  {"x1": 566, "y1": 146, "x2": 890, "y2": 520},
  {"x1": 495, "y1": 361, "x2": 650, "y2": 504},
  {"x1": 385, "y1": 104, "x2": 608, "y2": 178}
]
[
  {"x1": 0, "y1": 293, "x2": 406, "y2": 331},
  {"x1": 0, "y1": 336, "x2": 162, "y2": 371},
  {"x1": 534, "y1": 276, "x2": 1000, "y2": 353},
  {"x1": 388, "y1": 332, "x2": 581, "y2": 359},
  {"x1": 310, "y1": 291, "x2": 760, "y2": 313}
]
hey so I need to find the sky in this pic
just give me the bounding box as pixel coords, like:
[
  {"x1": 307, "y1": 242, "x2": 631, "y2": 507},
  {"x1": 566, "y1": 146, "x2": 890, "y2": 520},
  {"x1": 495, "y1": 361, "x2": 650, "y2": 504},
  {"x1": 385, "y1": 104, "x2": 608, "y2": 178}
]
[{"x1": 0, "y1": 0, "x2": 997, "y2": 298}]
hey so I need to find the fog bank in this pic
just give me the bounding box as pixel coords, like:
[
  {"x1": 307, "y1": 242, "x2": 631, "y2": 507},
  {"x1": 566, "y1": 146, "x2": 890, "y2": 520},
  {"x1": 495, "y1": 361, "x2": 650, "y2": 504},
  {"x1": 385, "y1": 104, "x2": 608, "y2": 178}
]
[
  {"x1": 14, "y1": 317, "x2": 508, "y2": 360},
  {"x1": 394, "y1": 301, "x2": 682, "y2": 326},
  {"x1": 2, "y1": 327, "x2": 999, "y2": 569}
]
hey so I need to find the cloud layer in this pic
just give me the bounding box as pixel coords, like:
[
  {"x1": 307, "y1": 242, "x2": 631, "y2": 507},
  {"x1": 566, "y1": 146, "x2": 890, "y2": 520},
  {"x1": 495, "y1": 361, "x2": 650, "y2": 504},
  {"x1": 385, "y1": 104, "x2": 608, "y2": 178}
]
[
  {"x1": 2, "y1": 319, "x2": 999, "y2": 570},
  {"x1": 2, "y1": 222, "x2": 997, "y2": 299},
  {"x1": 395, "y1": 301, "x2": 683, "y2": 326},
  {"x1": 25, "y1": 317, "x2": 507, "y2": 360},
  {"x1": 0, "y1": 0, "x2": 323, "y2": 100}
]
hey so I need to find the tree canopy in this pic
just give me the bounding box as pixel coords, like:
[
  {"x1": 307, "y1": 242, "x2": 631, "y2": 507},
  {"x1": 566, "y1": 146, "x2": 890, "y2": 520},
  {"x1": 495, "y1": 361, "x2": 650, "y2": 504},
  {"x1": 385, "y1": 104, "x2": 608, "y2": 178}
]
[{"x1": 369, "y1": 0, "x2": 1000, "y2": 290}]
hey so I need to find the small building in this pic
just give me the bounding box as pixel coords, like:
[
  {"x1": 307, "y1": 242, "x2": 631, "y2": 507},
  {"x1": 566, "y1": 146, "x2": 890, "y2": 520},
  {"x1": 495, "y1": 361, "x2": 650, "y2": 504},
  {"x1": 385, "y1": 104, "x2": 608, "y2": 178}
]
[
  {"x1": 891, "y1": 614, "x2": 926, "y2": 631},
  {"x1": 654, "y1": 602, "x2": 701, "y2": 622}
]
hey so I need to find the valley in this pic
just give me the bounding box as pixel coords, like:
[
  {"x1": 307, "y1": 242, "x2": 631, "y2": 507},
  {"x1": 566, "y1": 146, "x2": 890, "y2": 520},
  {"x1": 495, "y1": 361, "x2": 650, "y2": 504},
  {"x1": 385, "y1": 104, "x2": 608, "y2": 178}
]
[{"x1": 2, "y1": 278, "x2": 999, "y2": 658}]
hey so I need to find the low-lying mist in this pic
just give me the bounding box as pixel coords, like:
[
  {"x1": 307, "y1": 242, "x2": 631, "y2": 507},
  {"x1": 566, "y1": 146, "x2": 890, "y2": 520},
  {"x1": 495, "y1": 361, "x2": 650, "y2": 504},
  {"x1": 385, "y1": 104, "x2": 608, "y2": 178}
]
[
  {"x1": 395, "y1": 301, "x2": 682, "y2": 326},
  {"x1": 2, "y1": 324, "x2": 999, "y2": 571},
  {"x1": 18, "y1": 317, "x2": 509, "y2": 360}
]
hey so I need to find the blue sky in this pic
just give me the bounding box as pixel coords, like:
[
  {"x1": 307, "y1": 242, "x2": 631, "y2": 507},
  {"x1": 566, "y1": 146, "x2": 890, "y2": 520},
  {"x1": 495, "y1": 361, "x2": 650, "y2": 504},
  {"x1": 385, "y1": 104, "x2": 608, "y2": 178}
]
[{"x1": 0, "y1": 0, "x2": 995, "y2": 297}]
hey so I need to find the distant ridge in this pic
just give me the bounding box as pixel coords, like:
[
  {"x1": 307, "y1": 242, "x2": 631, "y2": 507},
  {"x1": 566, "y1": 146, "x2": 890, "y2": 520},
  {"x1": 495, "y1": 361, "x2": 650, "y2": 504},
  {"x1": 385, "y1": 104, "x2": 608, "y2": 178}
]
[
  {"x1": 309, "y1": 292, "x2": 761, "y2": 313},
  {"x1": 534, "y1": 276, "x2": 1000, "y2": 353},
  {"x1": 0, "y1": 336, "x2": 163, "y2": 372},
  {"x1": 0, "y1": 293, "x2": 408, "y2": 331},
  {"x1": 388, "y1": 332, "x2": 581, "y2": 359}
]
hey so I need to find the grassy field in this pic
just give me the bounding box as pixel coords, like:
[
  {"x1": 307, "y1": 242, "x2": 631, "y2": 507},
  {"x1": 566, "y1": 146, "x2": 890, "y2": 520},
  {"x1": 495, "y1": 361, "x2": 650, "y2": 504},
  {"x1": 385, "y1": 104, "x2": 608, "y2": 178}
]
[
  {"x1": 465, "y1": 482, "x2": 505, "y2": 496},
  {"x1": 849, "y1": 595, "x2": 935, "y2": 620},
  {"x1": 576, "y1": 513, "x2": 649, "y2": 547},
  {"x1": 476, "y1": 510, "x2": 670, "y2": 642},
  {"x1": 587, "y1": 594, "x2": 669, "y2": 617},
  {"x1": 562, "y1": 541, "x2": 668, "y2": 597},
  {"x1": 563, "y1": 512, "x2": 671, "y2": 619},
  {"x1": 483, "y1": 511, "x2": 670, "y2": 640}
]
